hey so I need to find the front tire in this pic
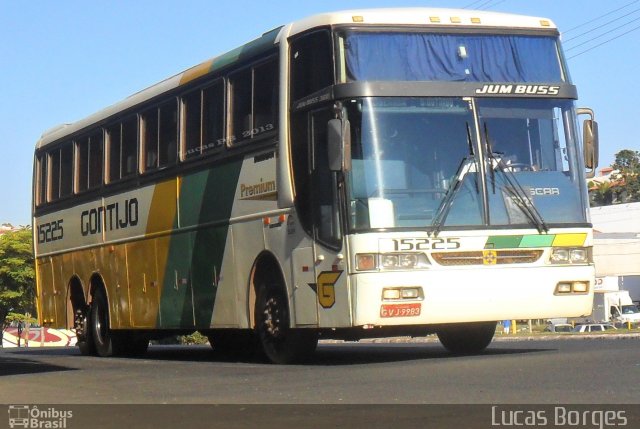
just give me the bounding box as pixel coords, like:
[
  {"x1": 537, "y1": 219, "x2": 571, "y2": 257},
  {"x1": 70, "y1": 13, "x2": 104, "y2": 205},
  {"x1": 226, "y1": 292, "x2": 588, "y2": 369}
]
[
  {"x1": 255, "y1": 285, "x2": 318, "y2": 364},
  {"x1": 437, "y1": 321, "x2": 497, "y2": 355}
]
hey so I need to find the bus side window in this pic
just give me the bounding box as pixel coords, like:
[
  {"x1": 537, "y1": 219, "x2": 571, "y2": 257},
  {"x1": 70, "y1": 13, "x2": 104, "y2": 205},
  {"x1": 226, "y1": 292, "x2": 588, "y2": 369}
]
[
  {"x1": 59, "y1": 143, "x2": 73, "y2": 198},
  {"x1": 229, "y1": 67, "x2": 252, "y2": 143},
  {"x1": 141, "y1": 108, "x2": 159, "y2": 171},
  {"x1": 290, "y1": 29, "x2": 334, "y2": 101},
  {"x1": 107, "y1": 117, "x2": 138, "y2": 182},
  {"x1": 36, "y1": 154, "x2": 47, "y2": 205},
  {"x1": 77, "y1": 130, "x2": 103, "y2": 192},
  {"x1": 107, "y1": 124, "x2": 121, "y2": 183},
  {"x1": 159, "y1": 100, "x2": 178, "y2": 165},
  {"x1": 202, "y1": 81, "x2": 224, "y2": 154},
  {"x1": 121, "y1": 117, "x2": 137, "y2": 178},
  {"x1": 229, "y1": 57, "x2": 278, "y2": 145},
  {"x1": 182, "y1": 90, "x2": 202, "y2": 159}
]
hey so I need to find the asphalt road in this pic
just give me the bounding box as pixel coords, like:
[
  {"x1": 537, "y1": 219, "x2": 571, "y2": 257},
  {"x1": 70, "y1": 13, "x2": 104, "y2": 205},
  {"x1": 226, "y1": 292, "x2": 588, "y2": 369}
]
[{"x1": 1, "y1": 337, "x2": 639, "y2": 404}]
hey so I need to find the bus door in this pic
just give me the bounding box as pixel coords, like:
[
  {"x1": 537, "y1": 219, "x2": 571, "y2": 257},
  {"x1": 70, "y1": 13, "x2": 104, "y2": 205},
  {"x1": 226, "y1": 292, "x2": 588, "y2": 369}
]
[{"x1": 309, "y1": 109, "x2": 350, "y2": 328}]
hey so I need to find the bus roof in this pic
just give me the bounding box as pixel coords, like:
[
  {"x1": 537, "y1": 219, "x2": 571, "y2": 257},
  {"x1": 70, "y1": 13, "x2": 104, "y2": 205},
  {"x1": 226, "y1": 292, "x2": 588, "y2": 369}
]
[{"x1": 36, "y1": 8, "x2": 557, "y2": 150}]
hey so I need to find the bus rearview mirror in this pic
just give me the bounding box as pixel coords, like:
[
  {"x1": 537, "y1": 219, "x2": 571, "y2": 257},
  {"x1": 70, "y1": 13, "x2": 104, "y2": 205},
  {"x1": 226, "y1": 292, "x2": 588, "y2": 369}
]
[
  {"x1": 327, "y1": 118, "x2": 351, "y2": 172},
  {"x1": 577, "y1": 108, "x2": 599, "y2": 179}
]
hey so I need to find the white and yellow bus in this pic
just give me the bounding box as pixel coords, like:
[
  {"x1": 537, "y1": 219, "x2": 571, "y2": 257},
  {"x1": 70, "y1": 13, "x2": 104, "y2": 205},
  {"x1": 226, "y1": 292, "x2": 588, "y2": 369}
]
[{"x1": 33, "y1": 8, "x2": 599, "y2": 363}]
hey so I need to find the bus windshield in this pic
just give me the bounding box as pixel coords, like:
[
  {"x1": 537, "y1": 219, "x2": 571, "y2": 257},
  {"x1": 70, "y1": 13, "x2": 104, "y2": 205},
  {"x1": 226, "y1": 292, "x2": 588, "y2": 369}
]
[
  {"x1": 345, "y1": 97, "x2": 588, "y2": 231},
  {"x1": 342, "y1": 31, "x2": 565, "y2": 83}
]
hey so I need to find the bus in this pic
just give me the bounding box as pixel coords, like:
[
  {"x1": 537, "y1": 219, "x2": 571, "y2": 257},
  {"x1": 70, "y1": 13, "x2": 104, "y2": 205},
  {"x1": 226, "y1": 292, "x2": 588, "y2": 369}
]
[{"x1": 33, "y1": 8, "x2": 599, "y2": 364}]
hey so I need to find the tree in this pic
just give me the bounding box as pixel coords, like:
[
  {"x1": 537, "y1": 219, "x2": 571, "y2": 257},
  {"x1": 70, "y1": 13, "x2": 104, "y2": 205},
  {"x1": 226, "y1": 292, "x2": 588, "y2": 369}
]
[
  {"x1": 0, "y1": 228, "x2": 36, "y2": 342},
  {"x1": 612, "y1": 149, "x2": 640, "y2": 203},
  {"x1": 588, "y1": 180, "x2": 614, "y2": 207}
]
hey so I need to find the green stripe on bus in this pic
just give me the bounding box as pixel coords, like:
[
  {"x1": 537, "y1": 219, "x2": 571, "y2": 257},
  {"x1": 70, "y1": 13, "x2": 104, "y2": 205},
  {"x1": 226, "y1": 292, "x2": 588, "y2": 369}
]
[
  {"x1": 158, "y1": 160, "x2": 243, "y2": 328},
  {"x1": 519, "y1": 235, "x2": 555, "y2": 248},
  {"x1": 485, "y1": 235, "x2": 522, "y2": 249},
  {"x1": 485, "y1": 234, "x2": 558, "y2": 249}
]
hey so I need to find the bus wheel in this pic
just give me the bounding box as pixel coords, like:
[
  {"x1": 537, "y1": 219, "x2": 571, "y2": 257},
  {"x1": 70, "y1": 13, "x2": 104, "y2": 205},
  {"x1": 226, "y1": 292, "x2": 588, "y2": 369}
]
[
  {"x1": 75, "y1": 307, "x2": 96, "y2": 356},
  {"x1": 90, "y1": 287, "x2": 123, "y2": 357},
  {"x1": 255, "y1": 285, "x2": 318, "y2": 364},
  {"x1": 437, "y1": 321, "x2": 497, "y2": 355}
]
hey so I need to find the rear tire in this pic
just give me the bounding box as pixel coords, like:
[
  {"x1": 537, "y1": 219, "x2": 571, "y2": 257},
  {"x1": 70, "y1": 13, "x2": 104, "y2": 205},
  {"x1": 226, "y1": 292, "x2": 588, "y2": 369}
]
[
  {"x1": 90, "y1": 287, "x2": 126, "y2": 357},
  {"x1": 437, "y1": 321, "x2": 497, "y2": 355},
  {"x1": 255, "y1": 285, "x2": 318, "y2": 364},
  {"x1": 75, "y1": 307, "x2": 96, "y2": 356}
]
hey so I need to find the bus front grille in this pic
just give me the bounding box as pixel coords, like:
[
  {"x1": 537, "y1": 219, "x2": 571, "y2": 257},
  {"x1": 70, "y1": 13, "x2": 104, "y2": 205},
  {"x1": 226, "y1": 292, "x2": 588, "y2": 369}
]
[{"x1": 431, "y1": 250, "x2": 544, "y2": 266}]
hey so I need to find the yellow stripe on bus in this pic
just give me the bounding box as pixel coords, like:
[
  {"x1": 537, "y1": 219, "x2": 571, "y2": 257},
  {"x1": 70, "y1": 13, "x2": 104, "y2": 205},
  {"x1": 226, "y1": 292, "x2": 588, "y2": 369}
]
[
  {"x1": 179, "y1": 60, "x2": 214, "y2": 85},
  {"x1": 551, "y1": 233, "x2": 587, "y2": 247}
]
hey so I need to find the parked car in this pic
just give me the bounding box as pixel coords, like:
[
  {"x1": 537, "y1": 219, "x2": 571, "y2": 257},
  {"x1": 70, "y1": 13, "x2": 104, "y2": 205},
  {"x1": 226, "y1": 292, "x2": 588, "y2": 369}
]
[
  {"x1": 572, "y1": 323, "x2": 616, "y2": 333},
  {"x1": 544, "y1": 323, "x2": 573, "y2": 333}
]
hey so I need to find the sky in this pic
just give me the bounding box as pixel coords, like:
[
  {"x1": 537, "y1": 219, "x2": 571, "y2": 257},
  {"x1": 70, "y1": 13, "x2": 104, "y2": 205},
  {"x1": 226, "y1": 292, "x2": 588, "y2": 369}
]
[{"x1": 1, "y1": 0, "x2": 639, "y2": 226}]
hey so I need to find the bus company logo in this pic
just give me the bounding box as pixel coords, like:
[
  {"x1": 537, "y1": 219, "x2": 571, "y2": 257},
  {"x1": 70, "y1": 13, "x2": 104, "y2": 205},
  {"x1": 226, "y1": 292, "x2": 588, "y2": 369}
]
[
  {"x1": 7, "y1": 405, "x2": 73, "y2": 428},
  {"x1": 240, "y1": 179, "x2": 277, "y2": 201},
  {"x1": 482, "y1": 250, "x2": 498, "y2": 265},
  {"x1": 475, "y1": 84, "x2": 560, "y2": 96}
]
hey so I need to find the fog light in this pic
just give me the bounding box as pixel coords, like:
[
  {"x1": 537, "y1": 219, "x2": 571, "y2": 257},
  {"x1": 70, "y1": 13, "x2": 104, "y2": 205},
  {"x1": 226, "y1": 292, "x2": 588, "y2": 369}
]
[
  {"x1": 572, "y1": 282, "x2": 589, "y2": 293},
  {"x1": 401, "y1": 288, "x2": 420, "y2": 299},
  {"x1": 555, "y1": 282, "x2": 572, "y2": 294},
  {"x1": 382, "y1": 289, "x2": 401, "y2": 300}
]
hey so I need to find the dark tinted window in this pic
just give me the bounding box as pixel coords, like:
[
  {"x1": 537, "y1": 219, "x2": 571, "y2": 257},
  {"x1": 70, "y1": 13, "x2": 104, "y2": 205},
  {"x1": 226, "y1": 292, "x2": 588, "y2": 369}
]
[
  {"x1": 77, "y1": 130, "x2": 103, "y2": 192},
  {"x1": 142, "y1": 108, "x2": 159, "y2": 171},
  {"x1": 36, "y1": 154, "x2": 47, "y2": 206},
  {"x1": 183, "y1": 91, "x2": 202, "y2": 159},
  {"x1": 291, "y1": 30, "x2": 334, "y2": 101},
  {"x1": 230, "y1": 57, "x2": 278, "y2": 145},
  {"x1": 159, "y1": 101, "x2": 178, "y2": 166},
  {"x1": 107, "y1": 117, "x2": 138, "y2": 182},
  {"x1": 230, "y1": 68, "x2": 252, "y2": 143},
  {"x1": 121, "y1": 117, "x2": 137, "y2": 178},
  {"x1": 202, "y1": 81, "x2": 225, "y2": 154}
]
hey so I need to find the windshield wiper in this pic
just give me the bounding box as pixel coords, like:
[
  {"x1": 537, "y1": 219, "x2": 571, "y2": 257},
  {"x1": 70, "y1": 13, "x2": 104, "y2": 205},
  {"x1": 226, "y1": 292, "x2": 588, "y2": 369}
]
[
  {"x1": 431, "y1": 123, "x2": 477, "y2": 237},
  {"x1": 484, "y1": 124, "x2": 549, "y2": 233}
]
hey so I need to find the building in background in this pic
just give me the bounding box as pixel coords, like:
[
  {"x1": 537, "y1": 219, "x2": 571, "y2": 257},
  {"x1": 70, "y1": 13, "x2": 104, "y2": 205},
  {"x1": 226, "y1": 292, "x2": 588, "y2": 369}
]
[{"x1": 591, "y1": 201, "x2": 640, "y2": 306}]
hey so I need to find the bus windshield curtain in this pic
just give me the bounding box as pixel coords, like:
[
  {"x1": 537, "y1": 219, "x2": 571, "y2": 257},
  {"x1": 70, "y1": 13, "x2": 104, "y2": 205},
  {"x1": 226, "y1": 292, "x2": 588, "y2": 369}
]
[{"x1": 345, "y1": 33, "x2": 563, "y2": 83}]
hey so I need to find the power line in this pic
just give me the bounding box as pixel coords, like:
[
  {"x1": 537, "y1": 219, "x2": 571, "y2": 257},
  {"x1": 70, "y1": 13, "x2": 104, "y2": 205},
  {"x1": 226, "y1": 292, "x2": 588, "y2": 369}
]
[
  {"x1": 565, "y1": 15, "x2": 640, "y2": 51},
  {"x1": 462, "y1": 0, "x2": 489, "y2": 9},
  {"x1": 563, "y1": 0, "x2": 639, "y2": 34},
  {"x1": 563, "y1": 7, "x2": 640, "y2": 43},
  {"x1": 568, "y1": 22, "x2": 640, "y2": 59},
  {"x1": 479, "y1": 0, "x2": 507, "y2": 10}
]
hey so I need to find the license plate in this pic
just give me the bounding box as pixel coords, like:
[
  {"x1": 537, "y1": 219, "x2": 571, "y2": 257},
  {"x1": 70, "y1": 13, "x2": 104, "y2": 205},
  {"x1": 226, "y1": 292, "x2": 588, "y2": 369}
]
[{"x1": 380, "y1": 303, "x2": 421, "y2": 318}]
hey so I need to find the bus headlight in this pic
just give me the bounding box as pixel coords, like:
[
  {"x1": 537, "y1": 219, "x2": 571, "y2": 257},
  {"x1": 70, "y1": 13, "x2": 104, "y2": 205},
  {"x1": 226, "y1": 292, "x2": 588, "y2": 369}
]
[
  {"x1": 554, "y1": 281, "x2": 590, "y2": 295},
  {"x1": 356, "y1": 253, "x2": 430, "y2": 271},
  {"x1": 550, "y1": 247, "x2": 591, "y2": 264}
]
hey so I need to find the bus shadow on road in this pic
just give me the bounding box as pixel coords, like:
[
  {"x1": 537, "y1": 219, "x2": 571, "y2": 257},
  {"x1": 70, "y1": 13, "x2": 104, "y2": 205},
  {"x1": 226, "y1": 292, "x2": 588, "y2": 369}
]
[
  {"x1": 0, "y1": 355, "x2": 76, "y2": 377},
  {"x1": 307, "y1": 343, "x2": 556, "y2": 366},
  {"x1": 123, "y1": 343, "x2": 556, "y2": 366}
]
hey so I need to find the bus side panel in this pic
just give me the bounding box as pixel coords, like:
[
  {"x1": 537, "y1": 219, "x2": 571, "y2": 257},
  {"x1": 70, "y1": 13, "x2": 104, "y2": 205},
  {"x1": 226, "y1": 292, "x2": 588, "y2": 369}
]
[
  {"x1": 191, "y1": 225, "x2": 237, "y2": 327},
  {"x1": 208, "y1": 228, "x2": 239, "y2": 327},
  {"x1": 126, "y1": 240, "x2": 160, "y2": 328},
  {"x1": 158, "y1": 232, "x2": 194, "y2": 328},
  {"x1": 230, "y1": 220, "x2": 265, "y2": 328},
  {"x1": 36, "y1": 257, "x2": 56, "y2": 326},
  {"x1": 103, "y1": 244, "x2": 131, "y2": 329},
  {"x1": 52, "y1": 252, "x2": 74, "y2": 328},
  {"x1": 157, "y1": 161, "x2": 242, "y2": 329}
]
